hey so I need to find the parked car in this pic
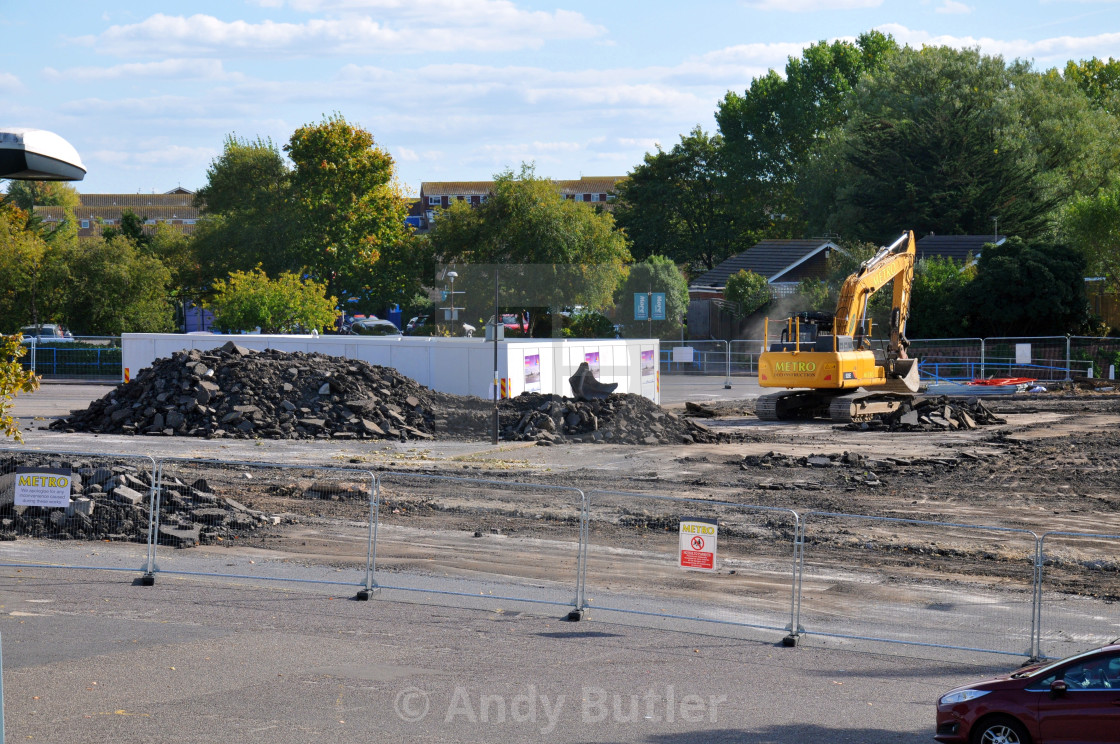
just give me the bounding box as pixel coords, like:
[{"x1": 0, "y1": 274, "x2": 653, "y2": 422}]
[
  {"x1": 404, "y1": 315, "x2": 430, "y2": 335},
  {"x1": 936, "y1": 642, "x2": 1120, "y2": 743},
  {"x1": 348, "y1": 319, "x2": 402, "y2": 336},
  {"x1": 18, "y1": 324, "x2": 74, "y2": 343},
  {"x1": 500, "y1": 313, "x2": 527, "y2": 332}
]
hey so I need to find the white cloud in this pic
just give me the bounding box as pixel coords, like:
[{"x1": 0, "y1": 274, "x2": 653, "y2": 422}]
[
  {"x1": 86, "y1": 6, "x2": 604, "y2": 58},
  {"x1": 878, "y1": 23, "x2": 1120, "y2": 63},
  {"x1": 87, "y1": 144, "x2": 216, "y2": 170},
  {"x1": 42, "y1": 59, "x2": 237, "y2": 83},
  {"x1": 742, "y1": 0, "x2": 881, "y2": 10},
  {"x1": 0, "y1": 71, "x2": 21, "y2": 92},
  {"x1": 936, "y1": 0, "x2": 972, "y2": 13},
  {"x1": 395, "y1": 146, "x2": 418, "y2": 161}
]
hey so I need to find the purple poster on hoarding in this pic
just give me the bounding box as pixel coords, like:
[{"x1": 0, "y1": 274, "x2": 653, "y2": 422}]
[
  {"x1": 524, "y1": 353, "x2": 541, "y2": 392},
  {"x1": 584, "y1": 351, "x2": 600, "y2": 379},
  {"x1": 640, "y1": 349, "x2": 655, "y2": 380}
]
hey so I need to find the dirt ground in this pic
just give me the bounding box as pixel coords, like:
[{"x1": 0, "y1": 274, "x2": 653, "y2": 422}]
[{"x1": 96, "y1": 385, "x2": 1119, "y2": 630}]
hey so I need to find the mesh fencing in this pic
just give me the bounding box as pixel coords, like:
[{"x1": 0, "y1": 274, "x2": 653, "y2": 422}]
[
  {"x1": 983, "y1": 337, "x2": 1073, "y2": 380},
  {"x1": 798, "y1": 512, "x2": 1038, "y2": 656},
  {"x1": 22, "y1": 337, "x2": 122, "y2": 380},
  {"x1": 375, "y1": 471, "x2": 584, "y2": 611},
  {"x1": 583, "y1": 490, "x2": 799, "y2": 633},
  {"x1": 1037, "y1": 531, "x2": 1120, "y2": 659},
  {"x1": 150, "y1": 458, "x2": 377, "y2": 592},
  {"x1": 0, "y1": 448, "x2": 157, "y2": 573}
]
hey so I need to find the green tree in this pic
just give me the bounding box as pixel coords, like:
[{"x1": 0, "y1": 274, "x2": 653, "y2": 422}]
[
  {"x1": 615, "y1": 255, "x2": 688, "y2": 338},
  {"x1": 428, "y1": 164, "x2": 631, "y2": 334},
  {"x1": 54, "y1": 236, "x2": 174, "y2": 335},
  {"x1": 1016, "y1": 69, "x2": 1120, "y2": 209},
  {"x1": 285, "y1": 114, "x2": 411, "y2": 299},
  {"x1": 1063, "y1": 182, "x2": 1120, "y2": 298},
  {"x1": 958, "y1": 237, "x2": 1090, "y2": 337},
  {"x1": 101, "y1": 209, "x2": 151, "y2": 248},
  {"x1": 723, "y1": 269, "x2": 771, "y2": 318},
  {"x1": 823, "y1": 47, "x2": 1060, "y2": 243},
  {"x1": 717, "y1": 32, "x2": 898, "y2": 239},
  {"x1": 907, "y1": 256, "x2": 975, "y2": 338},
  {"x1": 193, "y1": 135, "x2": 300, "y2": 281},
  {"x1": 614, "y1": 127, "x2": 735, "y2": 274},
  {"x1": 3, "y1": 180, "x2": 80, "y2": 211},
  {"x1": 0, "y1": 333, "x2": 39, "y2": 442},
  {"x1": 0, "y1": 200, "x2": 61, "y2": 330},
  {"x1": 1064, "y1": 57, "x2": 1120, "y2": 114},
  {"x1": 207, "y1": 267, "x2": 339, "y2": 334}
]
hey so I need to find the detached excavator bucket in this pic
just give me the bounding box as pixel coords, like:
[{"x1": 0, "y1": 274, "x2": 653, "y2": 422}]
[
  {"x1": 568, "y1": 362, "x2": 618, "y2": 400},
  {"x1": 882, "y1": 358, "x2": 921, "y2": 393}
]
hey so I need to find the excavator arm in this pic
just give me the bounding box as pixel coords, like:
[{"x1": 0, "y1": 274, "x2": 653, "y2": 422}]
[{"x1": 832, "y1": 230, "x2": 916, "y2": 358}]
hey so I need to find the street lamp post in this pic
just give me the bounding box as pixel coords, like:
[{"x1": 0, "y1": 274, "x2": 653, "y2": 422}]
[{"x1": 446, "y1": 270, "x2": 458, "y2": 333}]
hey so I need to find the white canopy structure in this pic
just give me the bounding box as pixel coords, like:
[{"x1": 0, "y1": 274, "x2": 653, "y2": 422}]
[{"x1": 0, "y1": 128, "x2": 86, "y2": 181}]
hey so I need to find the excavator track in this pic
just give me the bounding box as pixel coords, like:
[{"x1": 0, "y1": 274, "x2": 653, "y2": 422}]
[
  {"x1": 828, "y1": 392, "x2": 911, "y2": 423},
  {"x1": 757, "y1": 390, "x2": 913, "y2": 423}
]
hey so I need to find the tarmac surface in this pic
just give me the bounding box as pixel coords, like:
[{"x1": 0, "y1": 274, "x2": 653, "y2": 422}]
[{"x1": 0, "y1": 565, "x2": 1001, "y2": 743}]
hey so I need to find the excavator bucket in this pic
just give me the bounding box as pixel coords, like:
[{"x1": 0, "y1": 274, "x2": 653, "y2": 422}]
[
  {"x1": 882, "y1": 358, "x2": 921, "y2": 393},
  {"x1": 568, "y1": 362, "x2": 618, "y2": 400}
]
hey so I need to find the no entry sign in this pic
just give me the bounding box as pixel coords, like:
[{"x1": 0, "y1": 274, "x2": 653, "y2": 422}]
[{"x1": 679, "y1": 517, "x2": 717, "y2": 571}]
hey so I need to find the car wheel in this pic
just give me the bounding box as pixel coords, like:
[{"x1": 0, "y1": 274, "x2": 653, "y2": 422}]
[{"x1": 971, "y1": 715, "x2": 1030, "y2": 744}]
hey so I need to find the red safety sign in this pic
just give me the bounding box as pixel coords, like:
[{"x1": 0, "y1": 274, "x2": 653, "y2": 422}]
[{"x1": 679, "y1": 517, "x2": 717, "y2": 571}]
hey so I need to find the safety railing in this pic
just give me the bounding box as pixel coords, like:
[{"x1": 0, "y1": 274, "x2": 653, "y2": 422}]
[
  {"x1": 0, "y1": 448, "x2": 157, "y2": 574},
  {"x1": 797, "y1": 512, "x2": 1039, "y2": 657},
  {"x1": 5, "y1": 447, "x2": 1120, "y2": 661},
  {"x1": 1036, "y1": 531, "x2": 1120, "y2": 659},
  {"x1": 20, "y1": 336, "x2": 122, "y2": 381},
  {"x1": 583, "y1": 490, "x2": 800, "y2": 636},
  {"x1": 147, "y1": 458, "x2": 379, "y2": 594},
  {"x1": 376, "y1": 471, "x2": 586, "y2": 614}
]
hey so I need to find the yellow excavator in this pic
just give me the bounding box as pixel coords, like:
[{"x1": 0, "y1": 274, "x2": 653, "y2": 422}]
[{"x1": 756, "y1": 230, "x2": 921, "y2": 422}]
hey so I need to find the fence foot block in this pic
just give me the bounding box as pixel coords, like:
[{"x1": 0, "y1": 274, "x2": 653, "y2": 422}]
[
  {"x1": 566, "y1": 608, "x2": 585, "y2": 622},
  {"x1": 140, "y1": 573, "x2": 155, "y2": 587},
  {"x1": 781, "y1": 633, "x2": 800, "y2": 647},
  {"x1": 355, "y1": 588, "x2": 380, "y2": 601}
]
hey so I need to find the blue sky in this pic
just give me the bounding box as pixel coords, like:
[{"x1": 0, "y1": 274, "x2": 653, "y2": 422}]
[{"x1": 2, "y1": 1, "x2": 1118, "y2": 196}]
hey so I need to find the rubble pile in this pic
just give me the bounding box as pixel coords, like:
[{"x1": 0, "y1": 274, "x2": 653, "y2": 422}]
[
  {"x1": 851, "y1": 395, "x2": 1006, "y2": 432},
  {"x1": 0, "y1": 458, "x2": 276, "y2": 547},
  {"x1": 499, "y1": 392, "x2": 727, "y2": 445},
  {"x1": 51, "y1": 342, "x2": 441, "y2": 441},
  {"x1": 51, "y1": 343, "x2": 725, "y2": 446}
]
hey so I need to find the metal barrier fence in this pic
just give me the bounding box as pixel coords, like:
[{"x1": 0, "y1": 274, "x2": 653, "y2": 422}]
[
  {"x1": 21, "y1": 336, "x2": 122, "y2": 381},
  {"x1": 667, "y1": 335, "x2": 1118, "y2": 382},
  {"x1": 0, "y1": 448, "x2": 157, "y2": 574},
  {"x1": 376, "y1": 471, "x2": 586, "y2": 614},
  {"x1": 798, "y1": 512, "x2": 1039, "y2": 657},
  {"x1": 6, "y1": 447, "x2": 1120, "y2": 661},
  {"x1": 1037, "y1": 531, "x2": 1120, "y2": 659},
  {"x1": 583, "y1": 490, "x2": 800, "y2": 635},
  {"x1": 149, "y1": 458, "x2": 378, "y2": 594}
]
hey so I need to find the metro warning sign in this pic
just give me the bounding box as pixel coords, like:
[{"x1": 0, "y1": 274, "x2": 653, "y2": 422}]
[
  {"x1": 14, "y1": 467, "x2": 72, "y2": 508},
  {"x1": 679, "y1": 517, "x2": 717, "y2": 571}
]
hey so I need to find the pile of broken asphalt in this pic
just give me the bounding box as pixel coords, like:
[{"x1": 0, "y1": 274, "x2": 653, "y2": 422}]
[
  {"x1": 849, "y1": 395, "x2": 1006, "y2": 432},
  {"x1": 49, "y1": 342, "x2": 726, "y2": 446}
]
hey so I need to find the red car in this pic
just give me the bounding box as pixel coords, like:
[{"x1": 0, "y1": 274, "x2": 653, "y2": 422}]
[{"x1": 936, "y1": 642, "x2": 1120, "y2": 743}]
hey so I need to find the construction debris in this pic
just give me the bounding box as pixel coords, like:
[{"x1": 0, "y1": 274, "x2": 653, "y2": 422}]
[
  {"x1": 51, "y1": 342, "x2": 442, "y2": 441},
  {"x1": 0, "y1": 456, "x2": 279, "y2": 546},
  {"x1": 500, "y1": 392, "x2": 728, "y2": 445},
  {"x1": 845, "y1": 396, "x2": 1006, "y2": 432},
  {"x1": 50, "y1": 343, "x2": 724, "y2": 446}
]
